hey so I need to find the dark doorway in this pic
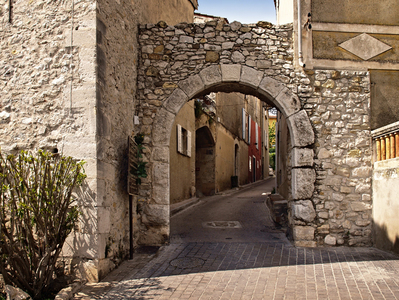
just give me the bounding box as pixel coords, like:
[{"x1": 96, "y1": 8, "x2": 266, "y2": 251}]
[{"x1": 195, "y1": 126, "x2": 216, "y2": 196}]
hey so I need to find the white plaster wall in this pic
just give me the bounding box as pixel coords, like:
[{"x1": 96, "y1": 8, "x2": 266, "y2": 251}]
[
  {"x1": 373, "y1": 158, "x2": 399, "y2": 253},
  {"x1": 276, "y1": 0, "x2": 294, "y2": 25}
]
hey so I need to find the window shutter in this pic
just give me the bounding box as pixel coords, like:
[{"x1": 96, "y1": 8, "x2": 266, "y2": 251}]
[
  {"x1": 242, "y1": 108, "x2": 246, "y2": 140},
  {"x1": 255, "y1": 123, "x2": 259, "y2": 149},
  {"x1": 248, "y1": 115, "x2": 251, "y2": 144},
  {"x1": 177, "y1": 124, "x2": 182, "y2": 153},
  {"x1": 186, "y1": 130, "x2": 192, "y2": 157}
]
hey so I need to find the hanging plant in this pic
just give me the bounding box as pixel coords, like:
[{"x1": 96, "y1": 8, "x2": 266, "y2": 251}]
[
  {"x1": 194, "y1": 100, "x2": 203, "y2": 119},
  {"x1": 131, "y1": 133, "x2": 147, "y2": 185}
]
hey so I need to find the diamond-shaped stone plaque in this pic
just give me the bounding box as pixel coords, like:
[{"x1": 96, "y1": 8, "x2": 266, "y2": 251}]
[{"x1": 339, "y1": 33, "x2": 392, "y2": 60}]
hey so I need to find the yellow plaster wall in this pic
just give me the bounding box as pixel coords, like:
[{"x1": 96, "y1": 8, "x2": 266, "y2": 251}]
[{"x1": 170, "y1": 100, "x2": 196, "y2": 204}]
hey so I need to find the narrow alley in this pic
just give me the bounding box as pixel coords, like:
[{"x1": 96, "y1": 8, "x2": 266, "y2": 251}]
[
  {"x1": 170, "y1": 178, "x2": 288, "y2": 244},
  {"x1": 73, "y1": 180, "x2": 399, "y2": 299}
]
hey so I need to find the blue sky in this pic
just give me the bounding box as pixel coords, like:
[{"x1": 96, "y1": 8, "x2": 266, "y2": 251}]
[{"x1": 196, "y1": 0, "x2": 276, "y2": 24}]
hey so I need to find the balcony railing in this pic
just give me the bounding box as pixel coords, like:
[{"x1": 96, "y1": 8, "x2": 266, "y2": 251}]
[
  {"x1": 372, "y1": 121, "x2": 399, "y2": 162},
  {"x1": 375, "y1": 133, "x2": 399, "y2": 161}
]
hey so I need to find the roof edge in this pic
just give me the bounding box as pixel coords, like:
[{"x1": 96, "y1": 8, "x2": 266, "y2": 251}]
[{"x1": 188, "y1": 0, "x2": 198, "y2": 10}]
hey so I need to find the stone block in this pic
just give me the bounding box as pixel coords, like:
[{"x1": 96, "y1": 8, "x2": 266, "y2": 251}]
[
  {"x1": 318, "y1": 148, "x2": 332, "y2": 159},
  {"x1": 199, "y1": 65, "x2": 222, "y2": 88},
  {"x1": 205, "y1": 51, "x2": 219, "y2": 62},
  {"x1": 336, "y1": 167, "x2": 350, "y2": 177},
  {"x1": 291, "y1": 200, "x2": 316, "y2": 222},
  {"x1": 293, "y1": 226, "x2": 315, "y2": 241},
  {"x1": 152, "y1": 146, "x2": 169, "y2": 163},
  {"x1": 287, "y1": 110, "x2": 315, "y2": 147},
  {"x1": 222, "y1": 42, "x2": 235, "y2": 49},
  {"x1": 152, "y1": 108, "x2": 175, "y2": 146},
  {"x1": 318, "y1": 212, "x2": 329, "y2": 219},
  {"x1": 97, "y1": 161, "x2": 116, "y2": 181},
  {"x1": 294, "y1": 240, "x2": 317, "y2": 247},
  {"x1": 350, "y1": 202, "x2": 372, "y2": 212},
  {"x1": 78, "y1": 205, "x2": 97, "y2": 234},
  {"x1": 324, "y1": 235, "x2": 337, "y2": 245},
  {"x1": 179, "y1": 36, "x2": 193, "y2": 43},
  {"x1": 258, "y1": 76, "x2": 286, "y2": 98},
  {"x1": 178, "y1": 74, "x2": 204, "y2": 99},
  {"x1": 292, "y1": 168, "x2": 316, "y2": 200},
  {"x1": 62, "y1": 233, "x2": 98, "y2": 259},
  {"x1": 142, "y1": 45, "x2": 154, "y2": 54},
  {"x1": 164, "y1": 88, "x2": 188, "y2": 114},
  {"x1": 352, "y1": 167, "x2": 372, "y2": 178},
  {"x1": 292, "y1": 148, "x2": 314, "y2": 167},
  {"x1": 221, "y1": 64, "x2": 241, "y2": 82},
  {"x1": 152, "y1": 185, "x2": 169, "y2": 205},
  {"x1": 137, "y1": 225, "x2": 169, "y2": 246},
  {"x1": 97, "y1": 207, "x2": 110, "y2": 234},
  {"x1": 318, "y1": 224, "x2": 330, "y2": 234},
  {"x1": 5, "y1": 286, "x2": 31, "y2": 300},
  {"x1": 204, "y1": 44, "x2": 220, "y2": 51},
  {"x1": 275, "y1": 87, "x2": 301, "y2": 117},
  {"x1": 256, "y1": 60, "x2": 272, "y2": 69},
  {"x1": 240, "y1": 66, "x2": 264, "y2": 89},
  {"x1": 231, "y1": 51, "x2": 245, "y2": 63},
  {"x1": 143, "y1": 204, "x2": 169, "y2": 226},
  {"x1": 68, "y1": 28, "x2": 96, "y2": 47},
  {"x1": 98, "y1": 258, "x2": 116, "y2": 281},
  {"x1": 153, "y1": 162, "x2": 169, "y2": 189},
  {"x1": 79, "y1": 259, "x2": 99, "y2": 283}
]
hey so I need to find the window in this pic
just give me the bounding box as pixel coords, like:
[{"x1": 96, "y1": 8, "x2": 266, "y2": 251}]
[
  {"x1": 255, "y1": 122, "x2": 259, "y2": 149},
  {"x1": 177, "y1": 124, "x2": 191, "y2": 157},
  {"x1": 242, "y1": 108, "x2": 247, "y2": 141},
  {"x1": 248, "y1": 115, "x2": 251, "y2": 144}
]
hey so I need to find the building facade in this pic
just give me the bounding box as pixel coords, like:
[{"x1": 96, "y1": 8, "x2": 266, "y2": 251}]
[
  {"x1": 276, "y1": 0, "x2": 399, "y2": 253},
  {"x1": 170, "y1": 92, "x2": 270, "y2": 204},
  {"x1": 0, "y1": 0, "x2": 197, "y2": 282}
]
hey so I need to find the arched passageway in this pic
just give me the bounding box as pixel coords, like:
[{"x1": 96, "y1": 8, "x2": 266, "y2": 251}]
[
  {"x1": 146, "y1": 65, "x2": 315, "y2": 245},
  {"x1": 136, "y1": 21, "x2": 372, "y2": 249}
]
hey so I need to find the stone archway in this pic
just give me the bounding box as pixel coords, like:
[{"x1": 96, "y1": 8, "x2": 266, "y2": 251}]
[{"x1": 147, "y1": 64, "x2": 315, "y2": 245}]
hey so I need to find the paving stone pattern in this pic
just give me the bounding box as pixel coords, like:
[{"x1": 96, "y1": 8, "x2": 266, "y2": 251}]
[{"x1": 74, "y1": 242, "x2": 399, "y2": 299}]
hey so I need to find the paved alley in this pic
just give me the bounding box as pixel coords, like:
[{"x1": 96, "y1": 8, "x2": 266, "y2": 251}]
[{"x1": 73, "y1": 180, "x2": 399, "y2": 299}]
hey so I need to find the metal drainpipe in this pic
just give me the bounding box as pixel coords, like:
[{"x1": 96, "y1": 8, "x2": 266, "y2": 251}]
[{"x1": 297, "y1": 0, "x2": 305, "y2": 68}]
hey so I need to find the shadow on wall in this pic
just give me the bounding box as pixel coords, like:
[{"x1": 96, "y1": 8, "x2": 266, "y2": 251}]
[
  {"x1": 60, "y1": 181, "x2": 100, "y2": 281},
  {"x1": 373, "y1": 222, "x2": 399, "y2": 255}
]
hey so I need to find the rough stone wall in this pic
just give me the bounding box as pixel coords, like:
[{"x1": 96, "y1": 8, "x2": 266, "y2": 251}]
[
  {"x1": 137, "y1": 20, "x2": 373, "y2": 247},
  {"x1": 0, "y1": 0, "x2": 95, "y2": 152},
  {"x1": 95, "y1": 0, "x2": 138, "y2": 279},
  {"x1": 0, "y1": 0, "x2": 101, "y2": 280},
  {"x1": 305, "y1": 70, "x2": 372, "y2": 247},
  {"x1": 1, "y1": 0, "x2": 159, "y2": 282}
]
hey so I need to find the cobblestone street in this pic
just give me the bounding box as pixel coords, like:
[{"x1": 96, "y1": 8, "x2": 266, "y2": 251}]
[
  {"x1": 73, "y1": 181, "x2": 399, "y2": 299},
  {"x1": 74, "y1": 242, "x2": 399, "y2": 299}
]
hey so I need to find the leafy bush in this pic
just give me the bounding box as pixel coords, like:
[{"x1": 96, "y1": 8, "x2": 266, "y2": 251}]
[
  {"x1": 269, "y1": 151, "x2": 276, "y2": 170},
  {"x1": 0, "y1": 150, "x2": 86, "y2": 299}
]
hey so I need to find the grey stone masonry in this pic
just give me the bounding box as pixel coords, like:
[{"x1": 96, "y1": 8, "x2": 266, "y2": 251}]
[{"x1": 137, "y1": 20, "x2": 372, "y2": 248}]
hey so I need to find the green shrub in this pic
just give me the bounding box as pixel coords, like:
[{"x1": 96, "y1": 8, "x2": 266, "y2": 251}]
[
  {"x1": 0, "y1": 150, "x2": 86, "y2": 299},
  {"x1": 269, "y1": 151, "x2": 276, "y2": 170}
]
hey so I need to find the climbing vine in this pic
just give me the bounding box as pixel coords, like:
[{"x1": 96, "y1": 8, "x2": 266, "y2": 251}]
[{"x1": 132, "y1": 133, "x2": 147, "y2": 185}]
